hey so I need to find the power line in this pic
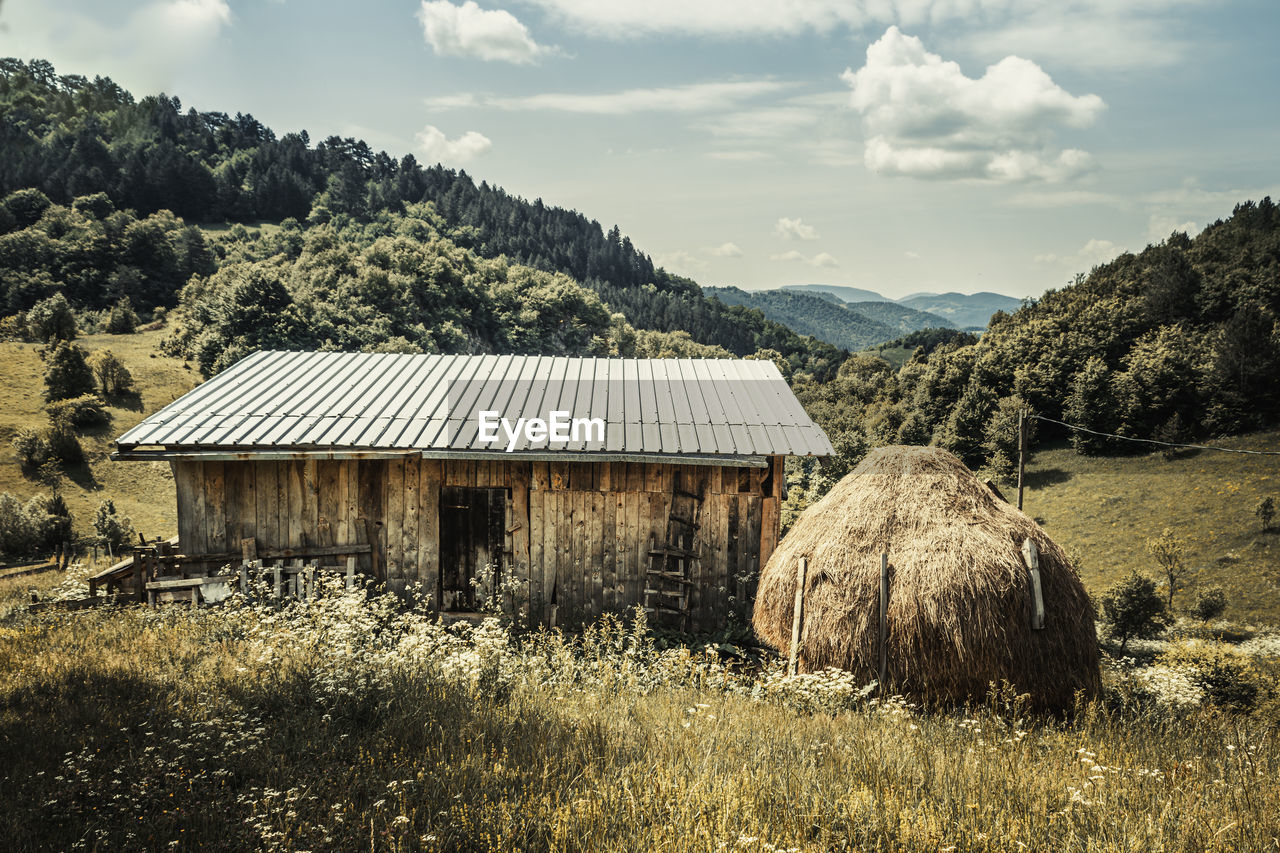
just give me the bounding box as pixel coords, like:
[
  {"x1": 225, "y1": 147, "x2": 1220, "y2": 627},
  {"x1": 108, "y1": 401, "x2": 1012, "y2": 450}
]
[{"x1": 1030, "y1": 414, "x2": 1280, "y2": 457}]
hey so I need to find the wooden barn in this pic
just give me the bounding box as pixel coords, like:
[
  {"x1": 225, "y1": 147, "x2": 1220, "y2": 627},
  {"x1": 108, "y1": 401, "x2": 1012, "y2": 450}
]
[{"x1": 114, "y1": 351, "x2": 832, "y2": 629}]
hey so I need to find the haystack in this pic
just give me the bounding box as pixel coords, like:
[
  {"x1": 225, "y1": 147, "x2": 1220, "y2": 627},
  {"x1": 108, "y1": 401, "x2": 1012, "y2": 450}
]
[{"x1": 753, "y1": 445, "x2": 1099, "y2": 710}]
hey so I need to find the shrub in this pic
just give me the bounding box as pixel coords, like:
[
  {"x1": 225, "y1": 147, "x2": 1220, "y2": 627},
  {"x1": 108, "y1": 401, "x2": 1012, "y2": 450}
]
[
  {"x1": 1163, "y1": 643, "x2": 1261, "y2": 712},
  {"x1": 1101, "y1": 570, "x2": 1170, "y2": 653},
  {"x1": 25, "y1": 293, "x2": 77, "y2": 343},
  {"x1": 105, "y1": 298, "x2": 139, "y2": 334},
  {"x1": 45, "y1": 415, "x2": 84, "y2": 466},
  {"x1": 43, "y1": 341, "x2": 96, "y2": 402},
  {"x1": 0, "y1": 491, "x2": 69, "y2": 560},
  {"x1": 1258, "y1": 497, "x2": 1276, "y2": 532},
  {"x1": 46, "y1": 394, "x2": 109, "y2": 428},
  {"x1": 1192, "y1": 586, "x2": 1228, "y2": 622},
  {"x1": 86, "y1": 350, "x2": 134, "y2": 397},
  {"x1": 12, "y1": 428, "x2": 53, "y2": 472},
  {"x1": 92, "y1": 499, "x2": 133, "y2": 554}
]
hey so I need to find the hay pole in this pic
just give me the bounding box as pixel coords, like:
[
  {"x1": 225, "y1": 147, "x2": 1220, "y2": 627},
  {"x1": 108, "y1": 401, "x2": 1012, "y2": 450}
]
[
  {"x1": 879, "y1": 553, "x2": 889, "y2": 689},
  {"x1": 1021, "y1": 539, "x2": 1045, "y2": 630},
  {"x1": 788, "y1": 556, "x2": 808, "y2": 676}
]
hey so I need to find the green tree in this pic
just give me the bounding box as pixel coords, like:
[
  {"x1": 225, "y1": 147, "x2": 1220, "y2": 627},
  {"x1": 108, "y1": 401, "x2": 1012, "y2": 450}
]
[
  {"x1": 983, "y1": 395, "x2": 1034, "y2": 484},
  {"x1": 105, "y1": 297, "x2": 138, "y2": 334},
  {"x1": 1100, "y1": 570, "x2": 1169, "y2": 653},
  {"x1": 1146, "y1": 528, "x2": 1186, "y2": 610},
  {"x1": 25, "y1": 293, "x2": 78, "y2": 342},
  {"x1": 87, "y1": 350, "x2": 134, "y2": 397},
  {"x1": 1063, "y1": 357, "x2": 1116, "y2": 455},
  {"x1": 43, "y1": 341, "x2": 96, "y2": 402},
  {"x1": 937, "y1": 381, "x2": 995, "y2": 469},
  {"x1": 92, "y1": 499, "x2": 133, "y2": 556}
]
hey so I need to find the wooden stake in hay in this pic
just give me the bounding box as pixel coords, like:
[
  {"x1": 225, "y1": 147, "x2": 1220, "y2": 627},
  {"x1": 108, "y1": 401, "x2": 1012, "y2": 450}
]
[{"x1": 753, "y1": 446, "x2": 1100, "y2": 710}]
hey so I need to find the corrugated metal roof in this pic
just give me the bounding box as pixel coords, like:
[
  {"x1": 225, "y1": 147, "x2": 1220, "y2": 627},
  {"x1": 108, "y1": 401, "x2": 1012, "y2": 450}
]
[{"x1": 116, "y1": 351, "x2": 833, "y2": 459}]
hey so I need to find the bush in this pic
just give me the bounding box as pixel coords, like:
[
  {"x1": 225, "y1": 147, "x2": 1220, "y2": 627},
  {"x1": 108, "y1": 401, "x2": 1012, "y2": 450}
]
[
  {"x1": 86, "y1": 350, "x2": 134, "y2": 397},
  {"x1": 1163, "y1": 643, "x2": 1261, "y2": 712},
  {"x1": 46, "y1": 394, "x2": 109, "y2": 428},
  {"x1": 1258, "y1": 497, "x2": 1276, "y2": 532},
  {"x1": 1192, "y1": 586, "x2": 1228, "y2": 622},
  {"x1": 0, "y1": 491, "x2": 69, "y2": 560},
  {"x1": 92, "y1": 499, "x2": 133, "y2": 554},
  {"x1": 105, "y1": 298, "x2": 139, "y2": 334},
  {"x1": 1101, "y1": 570, "x2": 1170, "y2": 652},
  {"x1": 12, "y1": 428, "x2": 53, "y2": 472},
  {"x1": 25, "y1": 293, "x2": 77, "y2": 343},
  {"x1": 45, "y1": 416, "x2": 84, "y2": 466},
  {"x1": 43, "y1": 341, "x2": 96, "y2": 402}
]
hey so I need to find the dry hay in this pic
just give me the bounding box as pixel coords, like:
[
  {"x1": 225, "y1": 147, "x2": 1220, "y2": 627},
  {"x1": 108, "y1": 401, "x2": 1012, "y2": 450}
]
[{"x1": 753, "y1": 445, "x2": 1100, "y2": 710}]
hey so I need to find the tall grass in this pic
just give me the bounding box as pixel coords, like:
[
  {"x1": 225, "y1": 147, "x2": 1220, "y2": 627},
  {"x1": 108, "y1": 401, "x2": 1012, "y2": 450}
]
[{"x1": 0, "y1": 580, "x2": 1276, "y2": 852}]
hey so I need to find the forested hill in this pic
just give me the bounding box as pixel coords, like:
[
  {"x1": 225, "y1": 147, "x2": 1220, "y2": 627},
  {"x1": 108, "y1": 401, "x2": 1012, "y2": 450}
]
[
  {"x1": 793, "y1": 197, "x2": 1280, "y2": 486},
  {"x1": 0, "y1": 58, "x2": 844, "y2": 379}
]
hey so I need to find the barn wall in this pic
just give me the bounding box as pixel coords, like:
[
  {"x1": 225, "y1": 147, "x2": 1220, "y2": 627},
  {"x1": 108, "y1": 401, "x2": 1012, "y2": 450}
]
[{"x1": 173, "y1": 455, "x2": 783, "y2": 630}]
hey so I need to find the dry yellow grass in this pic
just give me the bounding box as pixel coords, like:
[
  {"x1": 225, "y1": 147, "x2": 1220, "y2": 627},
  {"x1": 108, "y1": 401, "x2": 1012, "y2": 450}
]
[
  {"x1": 0, "y1": 586, "x2": 1275, "y2": 853},
  {"x1": 1023, "y1": 433, "x2": 1280, "y2": 624},
  {"x1": 0, "y1": 328, "x2": 198, "y2": 542}
]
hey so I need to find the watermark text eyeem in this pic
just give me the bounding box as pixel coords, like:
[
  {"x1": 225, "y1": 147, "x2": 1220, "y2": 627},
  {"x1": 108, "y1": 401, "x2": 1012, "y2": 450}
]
[{"x1": 477, "y1": 410, "x2": 605, "y2": 452}]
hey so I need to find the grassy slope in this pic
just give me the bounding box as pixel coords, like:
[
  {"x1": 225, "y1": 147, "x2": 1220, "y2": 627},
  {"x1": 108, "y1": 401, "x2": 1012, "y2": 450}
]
[
  {"x1": 0, "y1": 328, "x2": 198, "y2": 544},
  {"x1": 1023, "y1": 432, "x2": 1280, "y2": 624}
]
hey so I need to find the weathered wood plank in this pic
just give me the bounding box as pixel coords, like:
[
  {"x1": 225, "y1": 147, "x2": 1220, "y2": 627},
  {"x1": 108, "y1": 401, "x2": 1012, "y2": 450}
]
[
  {"x1": 204, "y1": 461, "x2": 226, "y2": 555},
  {"x1": 529, "y1": 479, "x2": 545, "y2": 616},
  {"x1": 256, "y1": 462, "x2": 279, "y2": 554},
  {"x1": 760, "y1": 496, "x2": 780, "y2": 572},
  {"x1": 285, "y1": 460, "x2": 304, "y2": 550},
  {"x1": 303, "y1": 459, "x2": 320, "y2": 547},
  {"x1": 317, "y1": 461, "x2": 339, "y2": 548},
  {"x1": 386, "y1": 457, "x2": 405, "y2": 579},
  {"x1": 420, "y1": 459, "x2": 441, "y2": 610},
  {"x1": 589, "y1": 490, "x2": 603, "y2": 619},
  {"x1": 402, "y1": 458, "x2": 421, "y2": 583},
  {"x1": 174, "y1": 461, "x2": 202, "y2": 556},
  {"x1": 602, "y1": 489, "x2": 617, "y2": 615},
  {"x1": 509, "y1": 462, "x2": 531, "y2": 626}
]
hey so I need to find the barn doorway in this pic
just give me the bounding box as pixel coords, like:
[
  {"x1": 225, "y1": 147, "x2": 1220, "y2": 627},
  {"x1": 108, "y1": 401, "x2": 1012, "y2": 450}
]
[{"x1": 439, "y1": 486, "x2": 506, "y2": 611}]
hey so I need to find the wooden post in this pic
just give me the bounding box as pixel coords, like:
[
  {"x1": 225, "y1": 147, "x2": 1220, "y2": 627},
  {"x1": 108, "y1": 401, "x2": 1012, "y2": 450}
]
[
  {"x1": 879, "y1": 553, "x2": 889, "y2": 690},
  {"x1": 788, "y1": 556, "x2": 808, "y2": 676},
  {"x1": 133, "y1": 556, "x2": 146, "y2": 604},
  {"x1": 273, "y1": 564, "x2": 282, "y2": 603},
  {"x1": 345, "y1": 555, "x2": 356, "y2": 590},
  {"x1": 1017, "y1": 408, "x2": 1027, "y2": 511},
  {"x1": 1022, "y1": 538, "x2": 1045, "y2": 630}
]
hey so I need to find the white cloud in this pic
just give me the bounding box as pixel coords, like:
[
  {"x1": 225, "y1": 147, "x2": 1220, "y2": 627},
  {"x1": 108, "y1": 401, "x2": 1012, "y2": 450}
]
[
  {"x1": 843, "y1": 26, "x2": 1105, "y2": 182},
  {"x1": 517, "y1": 1, "x2": 1212, "y2": 70},
  {"x1": 706, "y1": 242, "x2": 744, "y2": 257},
  {"x1": 418, "y1": 1, "x2": 554, "y2": 64},
  {"x1": 1034, "y1": 238, "x2": 1122, "y2": 268},
  {"x1": 773, "y1": 217, "x2": 819, "y2": 241},
  {"x1": 706, "y1": 150, "x2": 772, "y2": 161},
  {"x1": 654, "y1": 250, "x2": 706, "y2": 274},
  {"x1": 770, "y1": 249, "x2": 838, "y2": 268},
  {"x1": 439, "y1": 79, "x2": 789, "y2": 114},
  {"x1": 415, "y1": 125, "x2": 493, "y2": 164},
  {"x1": 1146, "y1": 215, "x2": 1200, "y2": 243},
  {"x1": 0, "y1": 0, "x2": 232, "y2": 92},
  {"x1": 424, "y1": 93, "x2": 480, "y2": 110}
]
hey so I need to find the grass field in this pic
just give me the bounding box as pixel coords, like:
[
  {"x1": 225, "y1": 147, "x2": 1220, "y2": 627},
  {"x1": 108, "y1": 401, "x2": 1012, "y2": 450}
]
[
  {"x1": 0, "y1": 584, "x2": 1277, "y2": 852},
  {"x1": 1024, "y1": 434, "x2": 1280, "y2": 624},
  {"x1": 0, "y1": 328, "x2": 197, "y2": 545}
]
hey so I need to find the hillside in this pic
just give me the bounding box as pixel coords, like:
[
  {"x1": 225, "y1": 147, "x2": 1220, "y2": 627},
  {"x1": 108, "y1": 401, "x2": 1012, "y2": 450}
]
[
  {"x1": 780, "y1": 284, "x2": 891, "y2": 302},
  {"x1": 0, "y1": 327, "x2": 194, "y2": 543},
  {"x1": 896, "y1": 291, "x2": 1022, "y2": 329},
  {"x1": 1024, "y1": 432, "x2": 1280, "y2": 624},
  {"x1": 704, "y1": 286, "x2": 900, "y2": 350},
  {"x1": 0, "y1": 58, "x2": 843, "y2": 380},
  {"x1": 844, "y1": 300, "x2": 954, "y2": 335}
]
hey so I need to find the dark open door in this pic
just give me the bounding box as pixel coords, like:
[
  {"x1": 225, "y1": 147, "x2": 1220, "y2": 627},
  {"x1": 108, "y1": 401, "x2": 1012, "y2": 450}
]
[{"x1": 439, "y1": 486, "x2": 506, "y2": 611}]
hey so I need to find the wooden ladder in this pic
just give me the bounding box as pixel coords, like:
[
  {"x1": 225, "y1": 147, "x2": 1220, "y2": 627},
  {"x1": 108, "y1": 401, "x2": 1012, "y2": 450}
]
[{"x1": 644, "y1": 475, "x2": 704, "y2": 631}]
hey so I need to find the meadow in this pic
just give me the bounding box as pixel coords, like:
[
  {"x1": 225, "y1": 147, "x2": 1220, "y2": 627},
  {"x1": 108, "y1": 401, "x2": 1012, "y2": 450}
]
[
  {"x1": 0, "y1": 569, "x2": 1277, "y2": 852},
  {"x1": 1024, "y1": 433, "x2": 1280, "y2": 624}
]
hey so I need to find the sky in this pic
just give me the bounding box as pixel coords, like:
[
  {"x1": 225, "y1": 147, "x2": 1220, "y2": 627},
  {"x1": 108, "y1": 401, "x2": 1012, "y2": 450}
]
[{"x1": 2, "y1": 0, "x2": 1278, "y2": 299}]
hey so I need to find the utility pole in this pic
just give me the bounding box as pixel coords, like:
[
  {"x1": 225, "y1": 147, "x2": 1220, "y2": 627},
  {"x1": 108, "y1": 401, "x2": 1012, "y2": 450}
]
[{"x1": 1017, "y1": 407, "x2": 1027, "y2": 511}]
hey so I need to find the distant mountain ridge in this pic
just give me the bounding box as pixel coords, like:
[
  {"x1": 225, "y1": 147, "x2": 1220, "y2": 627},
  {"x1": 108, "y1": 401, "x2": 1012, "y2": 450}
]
[
  {"x1": 704, "y1": 286, "x2": 951, "y2": 351},
  {"x1": 777, "y1": 284, "x2": 1021, "y2": 330}
]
